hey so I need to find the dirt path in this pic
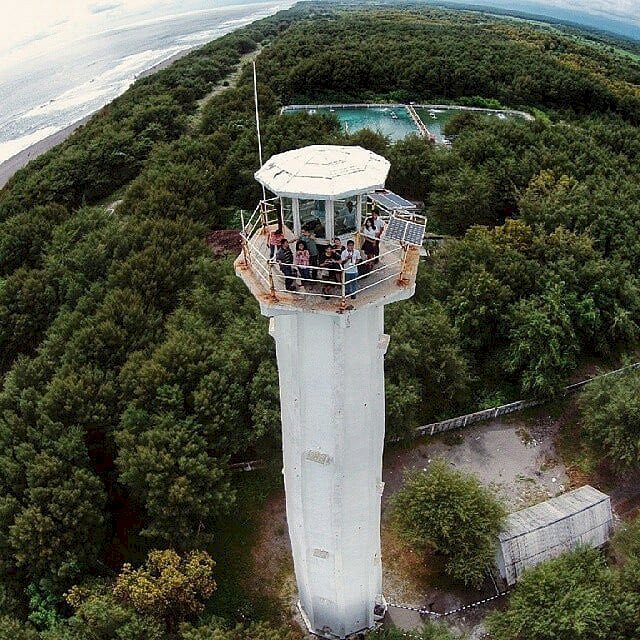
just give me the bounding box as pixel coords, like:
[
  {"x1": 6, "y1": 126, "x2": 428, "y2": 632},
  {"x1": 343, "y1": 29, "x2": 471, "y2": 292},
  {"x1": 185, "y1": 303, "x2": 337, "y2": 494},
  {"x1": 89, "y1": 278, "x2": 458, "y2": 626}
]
[
  {"x1": 384, "y1": 417, "x2": 568, "y2": 513},
  {"x1": 379, "y1": 412, "x2": 568, "y2": 636},
  {"x1": 189, "y1": 46, "x2": 262, "y2": 130}
]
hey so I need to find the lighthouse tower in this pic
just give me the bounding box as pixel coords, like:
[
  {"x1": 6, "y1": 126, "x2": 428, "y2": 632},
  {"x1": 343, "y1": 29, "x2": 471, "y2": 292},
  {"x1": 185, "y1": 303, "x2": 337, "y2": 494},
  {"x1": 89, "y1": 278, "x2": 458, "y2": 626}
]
[{"x1": 235, "y1": 145, "x2": 423, "y2": 639}]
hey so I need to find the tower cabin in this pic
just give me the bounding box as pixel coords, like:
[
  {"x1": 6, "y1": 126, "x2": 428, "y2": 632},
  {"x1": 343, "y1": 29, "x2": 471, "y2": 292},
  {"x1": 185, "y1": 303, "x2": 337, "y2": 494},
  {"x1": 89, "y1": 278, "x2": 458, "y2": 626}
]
[{"x1": 235, "y1": 145, "x2": 424, "y2": 639}]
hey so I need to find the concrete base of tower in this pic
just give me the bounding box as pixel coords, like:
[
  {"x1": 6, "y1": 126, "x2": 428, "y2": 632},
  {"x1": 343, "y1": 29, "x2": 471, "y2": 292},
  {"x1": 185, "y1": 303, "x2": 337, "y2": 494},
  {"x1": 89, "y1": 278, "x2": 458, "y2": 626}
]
[{"x1": 297, "y1": 600, "x2": 379, "y2": 640}]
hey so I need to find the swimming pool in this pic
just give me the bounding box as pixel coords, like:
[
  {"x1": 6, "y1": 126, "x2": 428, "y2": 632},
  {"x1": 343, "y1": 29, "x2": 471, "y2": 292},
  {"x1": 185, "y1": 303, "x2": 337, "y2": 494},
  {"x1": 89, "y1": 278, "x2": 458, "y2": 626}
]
[
  {"x1": 282, "y1": 104, "x2": 531, "y2": 145},
  {"x1": 283, "y1": 105, "x2": 418, "y2": 142}
]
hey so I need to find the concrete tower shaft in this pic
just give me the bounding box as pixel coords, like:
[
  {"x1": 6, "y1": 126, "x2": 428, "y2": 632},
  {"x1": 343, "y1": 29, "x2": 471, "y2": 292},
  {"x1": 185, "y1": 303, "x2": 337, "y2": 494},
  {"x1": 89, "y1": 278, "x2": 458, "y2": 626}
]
[{"x1": 270, "y1": 306, "x2": 388, "y2": 637}]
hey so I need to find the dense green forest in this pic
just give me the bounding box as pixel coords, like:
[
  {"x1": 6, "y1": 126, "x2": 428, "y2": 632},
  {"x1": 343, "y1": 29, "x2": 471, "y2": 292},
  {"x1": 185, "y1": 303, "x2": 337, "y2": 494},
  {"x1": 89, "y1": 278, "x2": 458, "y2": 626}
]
[{"x1": 1, "y1": 1, "x2": 640, "y2": 636}]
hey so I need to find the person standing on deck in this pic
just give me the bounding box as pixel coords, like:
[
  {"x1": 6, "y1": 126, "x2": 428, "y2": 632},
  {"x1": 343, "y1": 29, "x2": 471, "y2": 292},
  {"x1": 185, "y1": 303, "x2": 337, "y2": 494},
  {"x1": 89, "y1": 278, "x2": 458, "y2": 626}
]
[
  {"x1": 268, "y1": 225, "x2": 284, "y2": 259},
  {"x1": 371, "y1": 209, "x2": 384, "y2": 263},
  {"x1": 319, "y1": 246, "x2": 341, "y2": 299},
  {"x1": 295, "y1": 241, "x2": 311, "y2": 288},
  {"x1": 300, "y1": 228, "x2": 319, "y2": 269},
  {"x1": 332, "y1": 237, "x2": 345, "y2": 256},
  {"x1": 361, "y1": 217, "x2": 377, "y2": 270},
  {"x1": 341, "y1": 240, "x2": 361, "y2": 300},
  {"x1": 276, "y1": 239, "x2": 296, "y2": 291}
]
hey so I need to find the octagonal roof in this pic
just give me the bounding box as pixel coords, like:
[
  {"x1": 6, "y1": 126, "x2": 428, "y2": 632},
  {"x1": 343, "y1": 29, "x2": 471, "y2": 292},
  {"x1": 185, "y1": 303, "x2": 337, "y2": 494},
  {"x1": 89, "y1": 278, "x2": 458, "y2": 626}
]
[{"x1": 254, "y1": 144, "x2": 390, "y2": 200}]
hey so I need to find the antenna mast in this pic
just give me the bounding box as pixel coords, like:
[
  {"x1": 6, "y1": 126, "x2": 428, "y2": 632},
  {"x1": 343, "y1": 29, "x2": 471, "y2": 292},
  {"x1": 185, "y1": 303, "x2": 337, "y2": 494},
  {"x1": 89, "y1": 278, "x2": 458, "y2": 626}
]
[{"x1": 253, "y1": 60, "x2": 267, "y2": 202}]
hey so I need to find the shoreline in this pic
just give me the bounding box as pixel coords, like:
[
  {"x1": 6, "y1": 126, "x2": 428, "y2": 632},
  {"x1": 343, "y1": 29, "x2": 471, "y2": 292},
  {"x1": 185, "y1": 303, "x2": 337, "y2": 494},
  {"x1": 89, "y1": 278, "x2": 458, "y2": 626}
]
[
  {"x1": 0, "y1": 13, "x2": 267, "y2": 190},
  {"x1": 0, "y1": 48, "x2": 194, "y2": 190},
  {"x1": 0, "y1": 116, "x2": 91, "y2": 189}
]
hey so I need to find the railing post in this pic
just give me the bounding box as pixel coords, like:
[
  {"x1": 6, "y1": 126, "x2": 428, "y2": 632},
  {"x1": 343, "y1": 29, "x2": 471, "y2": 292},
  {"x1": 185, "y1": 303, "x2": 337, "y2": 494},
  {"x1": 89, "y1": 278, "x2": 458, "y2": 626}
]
[
  {"x1": 397, "y1": 244, "x2": 410, "y2": 285},
  {"x1": 339, "y1": 268, "x2": 347, "y2": 312},
  {"x1": 260, "y1": 199, "x2": 268, "y2": 230},
  {"x1": 240, "y1": 209, "x2": 251, "y2": 268},
  {"x1": 268, "y1": 260, "x2": 278, "y2": 302}
]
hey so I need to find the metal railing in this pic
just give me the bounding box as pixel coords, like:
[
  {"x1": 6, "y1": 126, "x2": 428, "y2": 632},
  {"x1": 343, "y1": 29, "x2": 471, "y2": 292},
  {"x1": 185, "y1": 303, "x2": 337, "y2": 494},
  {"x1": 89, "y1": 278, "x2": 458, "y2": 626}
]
[{"x1": 239, "y1": 200, "x2": 412, "y2": 310}]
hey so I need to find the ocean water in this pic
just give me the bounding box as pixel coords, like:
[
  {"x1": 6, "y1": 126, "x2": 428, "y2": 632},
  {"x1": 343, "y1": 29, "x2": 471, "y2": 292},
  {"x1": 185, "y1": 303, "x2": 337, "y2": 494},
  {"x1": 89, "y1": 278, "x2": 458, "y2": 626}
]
[{"x1": 0, "y1": 1, "x2": 295, "y2": 165}]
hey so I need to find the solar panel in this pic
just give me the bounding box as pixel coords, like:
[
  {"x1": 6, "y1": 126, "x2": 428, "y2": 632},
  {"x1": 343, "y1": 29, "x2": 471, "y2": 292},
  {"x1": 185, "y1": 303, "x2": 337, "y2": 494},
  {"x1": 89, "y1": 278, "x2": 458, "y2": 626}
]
[
  {"x1": 371, "y1": 193, "x2": 395, "y2": 210},
  {"x1": 369, "y1": 190, "x2": 415, "y2": 210},
  {"x1": 404, "y1": 221, "x2": 426, "y2": 245},
  {"x1": 382, "y1": 215, "x2": 426, "y2": 246},
  {"x1": 386, "y1": 192, "x2": 415, "y2": 209},
  {"x1": 384, "y1": 216, "x2": 406, "y2": 241}
]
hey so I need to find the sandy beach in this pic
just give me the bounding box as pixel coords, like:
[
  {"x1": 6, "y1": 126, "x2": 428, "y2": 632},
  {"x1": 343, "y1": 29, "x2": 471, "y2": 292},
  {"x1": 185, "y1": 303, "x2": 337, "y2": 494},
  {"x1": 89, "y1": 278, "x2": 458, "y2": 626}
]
[
  {"x1": 0, "y1": 48, "x2": 198, "y2": 190},
  {"x1": 0, "y1": 117, "x2": 90, "y2": 189}
]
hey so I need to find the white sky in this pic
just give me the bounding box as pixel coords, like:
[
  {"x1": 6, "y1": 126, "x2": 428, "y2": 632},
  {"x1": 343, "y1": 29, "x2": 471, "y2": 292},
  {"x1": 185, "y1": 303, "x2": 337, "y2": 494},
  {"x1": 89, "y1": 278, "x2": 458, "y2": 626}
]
[{"x1": 544, "y1": 0, "x2": 639, "y2": 22}]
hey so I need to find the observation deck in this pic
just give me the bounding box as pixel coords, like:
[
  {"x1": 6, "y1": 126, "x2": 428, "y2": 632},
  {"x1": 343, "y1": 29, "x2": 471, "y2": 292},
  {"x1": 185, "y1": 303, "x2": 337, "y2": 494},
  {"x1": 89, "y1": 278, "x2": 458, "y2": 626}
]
[{"x1": 234, "y1": 199, "x2": 422, "y2": 317}]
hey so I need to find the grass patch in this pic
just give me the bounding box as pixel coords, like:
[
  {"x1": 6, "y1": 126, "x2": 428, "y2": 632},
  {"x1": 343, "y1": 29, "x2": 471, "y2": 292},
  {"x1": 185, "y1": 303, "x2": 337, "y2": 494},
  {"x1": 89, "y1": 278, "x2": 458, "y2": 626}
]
[
  {"x1": 554, "y1": 400, "x2": 600, "y2": 486},
  {"x1": 205, "y1": 465, "x2": 284, "y2": 623},
  {"x1": 381, "y1": 516, "x2": 448, "y2": 598}
]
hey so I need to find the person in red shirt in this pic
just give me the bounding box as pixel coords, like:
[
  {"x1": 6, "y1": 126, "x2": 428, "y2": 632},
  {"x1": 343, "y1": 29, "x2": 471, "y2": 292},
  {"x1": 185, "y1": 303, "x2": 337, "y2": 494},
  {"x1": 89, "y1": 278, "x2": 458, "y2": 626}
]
[
  {"x1": 294, "y1": 241, "x2": 311, "y2": 286},
  {"x1": 267, "y1": 225, "x2": 284, "y2": 259}
]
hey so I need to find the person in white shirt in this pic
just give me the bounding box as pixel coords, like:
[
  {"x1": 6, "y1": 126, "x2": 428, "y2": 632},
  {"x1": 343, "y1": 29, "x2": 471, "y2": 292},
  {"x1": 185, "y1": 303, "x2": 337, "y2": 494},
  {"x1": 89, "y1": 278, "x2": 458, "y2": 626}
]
[
  {"x1": 362, "y1": 217, "x2": 377, "y2": 269},
  {"x1": 371, "y1": 208, "x2": 384, "y2": 263},
  {"x1": 340, "y1": 240, "x2": 361, "y2": 299}
]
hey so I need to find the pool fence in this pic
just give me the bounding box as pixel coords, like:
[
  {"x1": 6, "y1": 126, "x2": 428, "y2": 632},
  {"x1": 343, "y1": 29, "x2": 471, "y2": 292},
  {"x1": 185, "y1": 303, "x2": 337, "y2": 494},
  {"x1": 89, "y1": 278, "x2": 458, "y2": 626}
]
[{"x1": 280, "y1": 103, "x2": 534, "y2": 121}]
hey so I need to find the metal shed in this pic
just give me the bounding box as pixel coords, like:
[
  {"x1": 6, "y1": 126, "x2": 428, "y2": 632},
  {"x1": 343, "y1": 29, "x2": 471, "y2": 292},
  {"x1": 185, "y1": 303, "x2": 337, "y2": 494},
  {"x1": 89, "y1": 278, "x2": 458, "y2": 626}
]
[{"x1": 496, "y1": 485, "x2": 613, "y2": 586}]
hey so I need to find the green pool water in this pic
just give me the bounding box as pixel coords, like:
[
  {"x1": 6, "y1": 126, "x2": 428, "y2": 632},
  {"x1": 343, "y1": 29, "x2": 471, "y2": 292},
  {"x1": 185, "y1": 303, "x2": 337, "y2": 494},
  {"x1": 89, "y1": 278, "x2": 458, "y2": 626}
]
[
  {"x1": 284, "y1": 105, "x2": 419, "y2": 142},
  {"x1": 415, "y1": 108, "x2": 456, "y2": 143},
  {"x1": 283, "y1": 105, "x2": 528, "y2": 145}
]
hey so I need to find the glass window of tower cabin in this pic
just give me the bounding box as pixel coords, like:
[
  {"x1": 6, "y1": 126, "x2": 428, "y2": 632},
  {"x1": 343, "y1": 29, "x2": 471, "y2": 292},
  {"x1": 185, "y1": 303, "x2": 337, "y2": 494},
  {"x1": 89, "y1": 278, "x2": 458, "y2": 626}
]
[
  {"x1": 333, "y1": 198, "x2": 357, "y2": 236},
  {"x1": 280, "y1": 197, "x2": 294, "y2": 232},
  {"x1": 299, "y1": 199, "x2": 326, "y2": 239}
]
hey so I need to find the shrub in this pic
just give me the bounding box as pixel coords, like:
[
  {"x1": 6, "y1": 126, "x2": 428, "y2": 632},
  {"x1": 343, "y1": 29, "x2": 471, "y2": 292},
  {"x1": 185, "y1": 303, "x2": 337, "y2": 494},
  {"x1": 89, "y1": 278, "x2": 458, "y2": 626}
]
[
  {"x1": 366, "y1": 623, "x2": 459, "y2": 639},
  {"x1": 391, "y1": 460, "x2": 505, "y2": 587},
  {"x1": 487, "y1": 548, "x2": 633, "y2": 640},
  {"x1": 111, "y1": 550, "x2": 216, "y2": 629},
  {"x1": 611, "y1": 514, "x2": 640, "y2": 604},
  {"x1": 579, "y1": 368, "x2": 640, "y2": 472},
  {"x1": 179, "y1": 621, "x2": 301, "y2": 640}
]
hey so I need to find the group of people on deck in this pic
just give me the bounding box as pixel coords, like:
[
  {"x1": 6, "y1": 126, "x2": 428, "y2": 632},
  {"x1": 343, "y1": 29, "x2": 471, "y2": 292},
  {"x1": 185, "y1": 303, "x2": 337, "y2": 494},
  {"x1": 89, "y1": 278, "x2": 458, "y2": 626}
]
[{"x1": 267, "y1": 209, "x2": 386, "y2": 300}]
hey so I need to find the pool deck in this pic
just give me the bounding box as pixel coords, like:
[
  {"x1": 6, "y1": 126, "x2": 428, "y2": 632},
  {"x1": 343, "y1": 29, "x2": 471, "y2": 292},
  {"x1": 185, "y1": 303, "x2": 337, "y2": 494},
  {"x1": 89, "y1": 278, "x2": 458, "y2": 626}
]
[{"x1": 281, "y1": 103, "x2": 534, "y2": 121}]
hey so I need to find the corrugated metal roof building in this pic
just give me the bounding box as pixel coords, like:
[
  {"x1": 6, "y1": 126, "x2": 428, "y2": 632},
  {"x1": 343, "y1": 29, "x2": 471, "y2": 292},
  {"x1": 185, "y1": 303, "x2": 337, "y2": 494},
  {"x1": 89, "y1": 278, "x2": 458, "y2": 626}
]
[{"x1": 496, "y1": 485, "x2": 613, "y2": 586}]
